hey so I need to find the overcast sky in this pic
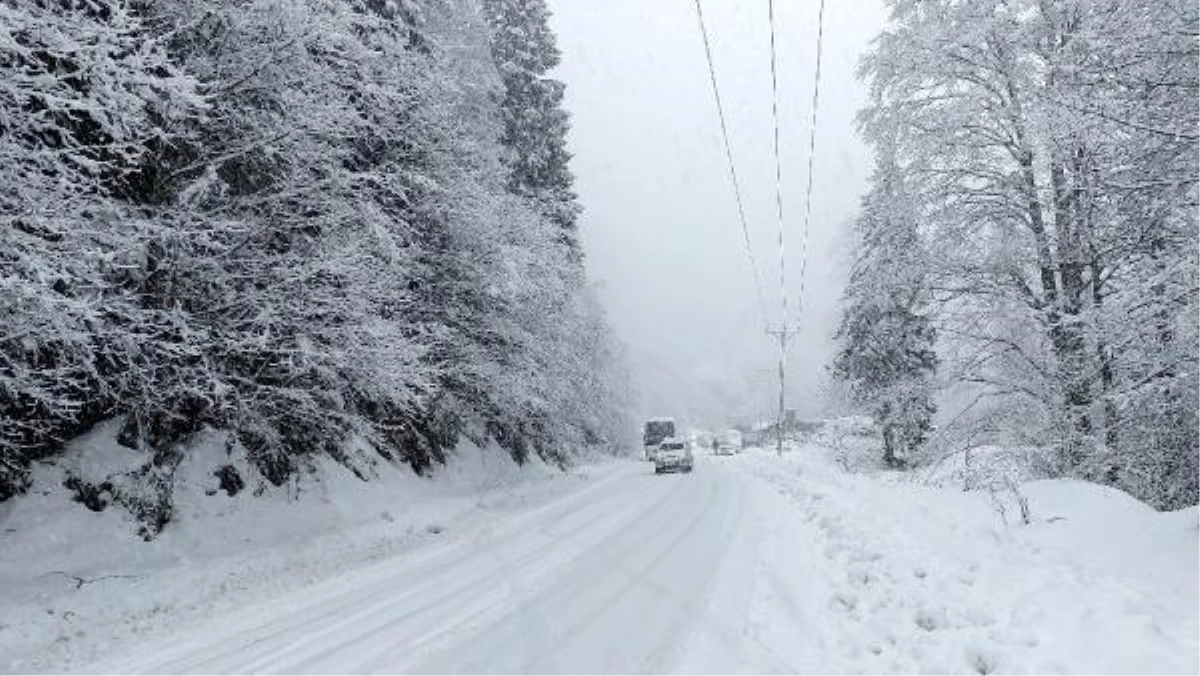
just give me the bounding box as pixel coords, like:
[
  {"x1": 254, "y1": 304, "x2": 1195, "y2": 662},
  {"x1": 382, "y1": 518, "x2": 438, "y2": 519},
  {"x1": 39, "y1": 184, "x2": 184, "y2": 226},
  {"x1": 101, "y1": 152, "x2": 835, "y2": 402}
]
[{"x1": 547, "y1": 0, "x2": 889, "y2": 429}]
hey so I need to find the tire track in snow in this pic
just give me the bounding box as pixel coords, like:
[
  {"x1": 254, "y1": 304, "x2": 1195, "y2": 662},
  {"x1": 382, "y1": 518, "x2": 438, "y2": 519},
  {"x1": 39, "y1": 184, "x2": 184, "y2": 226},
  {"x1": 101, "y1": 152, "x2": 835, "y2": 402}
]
[
  {"x1": 102, "y1": 463, "x2": 675, "y2": 674},
  {"x1": 314, "y1": 473, "x2": 700, "y2": 672},
  {"x1": 409, "y1": 468, "x2": 730, "y2": 674}
]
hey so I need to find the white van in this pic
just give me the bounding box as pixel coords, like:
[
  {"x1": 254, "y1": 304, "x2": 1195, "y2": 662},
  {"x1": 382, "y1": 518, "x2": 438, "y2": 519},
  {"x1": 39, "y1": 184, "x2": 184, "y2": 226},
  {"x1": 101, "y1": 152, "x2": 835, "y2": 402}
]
[
  {"x1": 717, "y1": 429, "x2": 742, "y2": 455},
  {"x1": 654, "y1": 437, "x2": 693, "y2": 474}
]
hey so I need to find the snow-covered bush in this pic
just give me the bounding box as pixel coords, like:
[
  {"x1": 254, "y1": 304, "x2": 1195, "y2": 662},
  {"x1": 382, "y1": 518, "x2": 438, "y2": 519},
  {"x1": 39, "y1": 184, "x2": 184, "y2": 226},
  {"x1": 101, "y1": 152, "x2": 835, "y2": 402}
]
[{"x1": 921, "y1": 446, "x2": 1059, "y2": 494}]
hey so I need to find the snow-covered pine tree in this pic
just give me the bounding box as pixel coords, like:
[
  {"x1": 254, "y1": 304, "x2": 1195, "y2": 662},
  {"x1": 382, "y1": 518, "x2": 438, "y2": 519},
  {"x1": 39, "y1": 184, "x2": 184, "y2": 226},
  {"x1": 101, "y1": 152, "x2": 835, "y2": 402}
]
[
  {"x1": 481, "y1": 0, "x2": 580, "y2": 249},
  {"x1": 833, "y1": 125, "x2": 938, "y2": 468}
]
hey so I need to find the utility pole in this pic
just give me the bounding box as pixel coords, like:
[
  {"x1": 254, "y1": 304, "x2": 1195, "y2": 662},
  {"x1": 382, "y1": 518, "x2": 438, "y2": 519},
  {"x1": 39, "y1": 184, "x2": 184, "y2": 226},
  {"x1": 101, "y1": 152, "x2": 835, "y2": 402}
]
[{"x1": 766, "y1": 325, "x2": 799, "y2": 457}]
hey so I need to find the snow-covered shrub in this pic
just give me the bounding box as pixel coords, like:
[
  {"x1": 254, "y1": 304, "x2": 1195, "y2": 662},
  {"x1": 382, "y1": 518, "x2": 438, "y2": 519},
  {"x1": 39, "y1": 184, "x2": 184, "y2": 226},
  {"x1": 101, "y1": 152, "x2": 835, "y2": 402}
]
[
  {"x1": 818, "y1": 418, "x2": 885, "y2": 473},
  {"x1": 921, "y1": 446, "x2": 1059, "y2": 494}
]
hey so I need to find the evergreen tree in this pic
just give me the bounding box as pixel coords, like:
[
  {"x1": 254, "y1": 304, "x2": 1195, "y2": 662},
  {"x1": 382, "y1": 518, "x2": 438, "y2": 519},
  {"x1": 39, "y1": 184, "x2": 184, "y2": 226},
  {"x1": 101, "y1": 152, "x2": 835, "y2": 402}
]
[
  {"x1": 481, "y1": 0, "x2": 580, "y2": 248},
  {"x1": 834, "y1": 302, "x2": 938, "y2": 467},
  {"x1": 833, "y1": 129, "x2": 938, "y2": 467}
]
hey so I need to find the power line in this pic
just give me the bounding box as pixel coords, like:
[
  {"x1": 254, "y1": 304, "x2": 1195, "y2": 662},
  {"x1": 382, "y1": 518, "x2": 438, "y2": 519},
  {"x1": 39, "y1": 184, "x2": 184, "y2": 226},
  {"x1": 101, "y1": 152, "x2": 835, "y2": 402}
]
[
  {"x1": 766, "y1": 0, "x2": 827, "y2": 456},
  {"x1": 794, "y1": 0, "x2": 828, "y2": 321},
  {"x1": 690, "y1": 0, "x2": 830, "y2": 457},
  {"x1": 766, "y1": 0, "x2": 789, "y2": 456},
  {"x1": 767, "y1": 0, "x2": 788, "y2": 333},
  {"x1": 690, "y1": 0, "x2": 771, "y2": 332}
]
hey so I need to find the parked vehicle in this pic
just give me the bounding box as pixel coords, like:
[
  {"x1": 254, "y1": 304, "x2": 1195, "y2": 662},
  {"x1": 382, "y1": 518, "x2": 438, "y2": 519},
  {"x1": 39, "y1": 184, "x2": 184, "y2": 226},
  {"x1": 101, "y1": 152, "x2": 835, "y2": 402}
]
[
  {"x1": 643, "y1": 418, "x2": 676, "y2": 461},
  {"x1": 655, "y1": 437, "x2": 693, "y2": 474}
]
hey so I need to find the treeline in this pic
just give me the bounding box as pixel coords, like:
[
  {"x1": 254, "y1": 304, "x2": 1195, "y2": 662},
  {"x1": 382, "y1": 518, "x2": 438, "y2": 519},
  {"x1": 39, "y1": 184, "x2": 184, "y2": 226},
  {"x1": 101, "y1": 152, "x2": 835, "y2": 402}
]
[
  {"x1": 0, "y1": 0, "x2": 633, "y2": 525},
  {"x1": 834, "y1": 0, "x2": 1198, "y2": 508}
]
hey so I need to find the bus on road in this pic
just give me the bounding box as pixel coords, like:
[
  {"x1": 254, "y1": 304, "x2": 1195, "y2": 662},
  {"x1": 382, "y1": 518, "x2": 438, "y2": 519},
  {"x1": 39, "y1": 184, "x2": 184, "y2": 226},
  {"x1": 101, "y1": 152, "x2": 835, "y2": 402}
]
[{"x1": 642, "y1": 418, "x2": 676, "y2": 461}]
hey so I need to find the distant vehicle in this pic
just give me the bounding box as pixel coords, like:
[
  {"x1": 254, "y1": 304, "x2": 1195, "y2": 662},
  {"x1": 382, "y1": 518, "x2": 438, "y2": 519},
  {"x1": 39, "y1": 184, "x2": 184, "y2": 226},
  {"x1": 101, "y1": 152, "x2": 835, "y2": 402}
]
[
  {"x1": 643, "y1": 418, "x2": 676, "y2": 461},
  {"x1": 655, "y1": 437, "x2": 693, "y2": 474},
  {"x1": 716, "y1": 429, "x2": 742, "y2": 455}
]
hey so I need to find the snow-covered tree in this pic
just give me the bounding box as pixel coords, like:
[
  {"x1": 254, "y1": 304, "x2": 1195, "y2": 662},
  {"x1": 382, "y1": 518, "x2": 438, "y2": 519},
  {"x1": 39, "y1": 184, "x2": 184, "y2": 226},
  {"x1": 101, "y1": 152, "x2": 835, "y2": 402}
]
[
  {"x1": 481, "y1": 0, "x2": 580, "y2": 247},
  {"x1": 854, "y1": 0, "x2": 1197, "y2": 506},
  {"x1": 418, "y1": 0, "x2": 631, "y2": 464},
  {"x1": 1, "y1": 0, "x2": 633, "y2": 531},
  {"x1": 106, "y1": 0, "x2": 440, "y2": 483},
  {"x1": 0, "y1": 0, "x2": 199, "y2": 499},
  {"x1": 833, "y1": 127, "x2": 938, "y2": 467}
]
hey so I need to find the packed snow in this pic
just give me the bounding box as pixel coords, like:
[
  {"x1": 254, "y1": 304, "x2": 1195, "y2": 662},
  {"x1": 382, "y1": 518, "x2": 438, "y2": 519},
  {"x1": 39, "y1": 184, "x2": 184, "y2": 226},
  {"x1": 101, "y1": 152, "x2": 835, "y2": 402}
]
[{"x1": 3, "y1": 434, "x2": 1194, "y2": 674}]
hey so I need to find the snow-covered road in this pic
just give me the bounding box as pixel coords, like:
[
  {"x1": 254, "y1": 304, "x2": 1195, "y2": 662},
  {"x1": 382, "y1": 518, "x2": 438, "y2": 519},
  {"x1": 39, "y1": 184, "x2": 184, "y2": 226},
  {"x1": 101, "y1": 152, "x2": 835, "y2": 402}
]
[
  {"x1": 90, "y1": 447, "x2": 1197, "y2": 675},
  {"x1": 97, "y1": 456, "x2": 762, "y2": 674}
]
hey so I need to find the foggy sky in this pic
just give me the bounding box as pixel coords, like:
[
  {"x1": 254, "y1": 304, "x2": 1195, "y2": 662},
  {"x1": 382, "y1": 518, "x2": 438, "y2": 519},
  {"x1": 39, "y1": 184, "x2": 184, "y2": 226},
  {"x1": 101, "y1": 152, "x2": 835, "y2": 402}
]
[{"x1": 547, "y1": 0, "x2": 888, "y2": 430}]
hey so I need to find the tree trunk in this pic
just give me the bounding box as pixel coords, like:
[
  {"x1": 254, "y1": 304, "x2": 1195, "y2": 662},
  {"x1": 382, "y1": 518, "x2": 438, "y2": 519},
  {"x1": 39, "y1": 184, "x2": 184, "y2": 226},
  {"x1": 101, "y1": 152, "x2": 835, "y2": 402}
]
[
  {"x1": 1049, "y1": 147, "x2": 1096, "y2": 469},
  {"x1": 1092, "y1": 260, "x2": 1118, "y2": 451},
  {"x1": 882, "y1": 424, "x2": 897, "y2": 467}
]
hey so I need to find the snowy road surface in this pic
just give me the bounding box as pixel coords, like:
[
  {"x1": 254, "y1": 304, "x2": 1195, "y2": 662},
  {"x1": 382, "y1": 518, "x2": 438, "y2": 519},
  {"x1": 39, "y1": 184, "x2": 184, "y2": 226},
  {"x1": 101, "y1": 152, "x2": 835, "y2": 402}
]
[{"x1": 92, "y1": 448, "x2": 1197, "y2": 674}]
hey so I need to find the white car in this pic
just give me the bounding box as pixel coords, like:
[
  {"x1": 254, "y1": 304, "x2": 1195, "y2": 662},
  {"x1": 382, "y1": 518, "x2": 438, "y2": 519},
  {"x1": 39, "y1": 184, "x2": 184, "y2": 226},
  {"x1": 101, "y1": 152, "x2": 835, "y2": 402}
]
[{"x1": 655, "y1": 437, "x2": 694, "y2": 474}]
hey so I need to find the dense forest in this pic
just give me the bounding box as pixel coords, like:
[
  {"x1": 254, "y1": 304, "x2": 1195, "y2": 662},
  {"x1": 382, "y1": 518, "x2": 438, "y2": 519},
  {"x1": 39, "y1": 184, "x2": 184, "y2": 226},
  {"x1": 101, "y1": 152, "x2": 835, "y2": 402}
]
[
  {"x1": 834, "y1": 0, "x2": 1198, "y2": 509},
  {"x1": 0, "y1": 0, "x2": 634, "y2": 533}
]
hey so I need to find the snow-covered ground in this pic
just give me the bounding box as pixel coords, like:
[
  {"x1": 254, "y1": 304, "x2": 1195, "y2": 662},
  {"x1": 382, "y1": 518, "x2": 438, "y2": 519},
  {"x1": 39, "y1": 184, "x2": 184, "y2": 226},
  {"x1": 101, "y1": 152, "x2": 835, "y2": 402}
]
[
  {"x1": 2, "y1": 439, "x2": 1195, "y2": 674},
  {"x1": 717, "y1": 446, "x2": 1198, "y2": 674},
  {"x1": 0, "y1": 425, "x2": 618, "y2": 673}
]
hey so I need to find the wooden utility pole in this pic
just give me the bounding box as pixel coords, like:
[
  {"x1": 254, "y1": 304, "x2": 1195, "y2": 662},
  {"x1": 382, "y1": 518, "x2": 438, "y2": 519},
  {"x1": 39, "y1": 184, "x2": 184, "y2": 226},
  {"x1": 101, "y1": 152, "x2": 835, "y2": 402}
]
[{"x1": 766, "y1": 325, "x2": 799, "y2": 457}]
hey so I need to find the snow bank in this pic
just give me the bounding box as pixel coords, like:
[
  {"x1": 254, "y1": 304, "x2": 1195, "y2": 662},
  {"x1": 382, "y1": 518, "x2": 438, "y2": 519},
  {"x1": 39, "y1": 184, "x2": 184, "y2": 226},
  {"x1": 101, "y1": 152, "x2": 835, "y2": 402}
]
[
  {"x1": 0, "y1": 424, "x2": 614, "y2": 673},
  {"x1": 737, "y1": 443, "x2": 1198, "y2": 674},
  {"x1": 1019, "y1": 480, "x2": 1198, "y2": 622},
  {"x1": 917, "y1": 443, "x2": 1197, "y2": 628}
]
